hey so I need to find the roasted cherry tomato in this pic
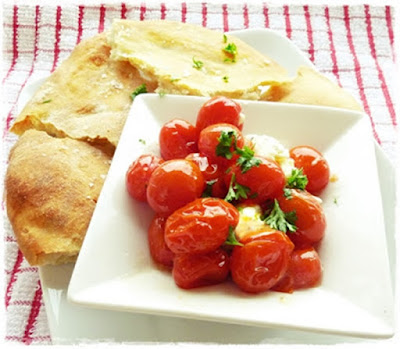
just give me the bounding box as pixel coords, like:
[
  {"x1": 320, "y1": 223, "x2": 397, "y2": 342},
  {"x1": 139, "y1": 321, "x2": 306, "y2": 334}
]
[
  {"x1": 196, "y1": 96, "x2": 243, "y2": 132},
  {"x1": 185, "y1": 152, "x2": 228, "y2": 198},
  {"x1": 230, "y1": 230, "x2": 294, "y2": 293},
  {"x1": 126, "y1": 154, "x2": 163, "y2": 202},
  {"x1": 146, "y1": 159, "x2": 204, "y2": 215},
  {"x1": 148, "y1": 214, "x2": 174, "y2": 268},
  {"x1": 173, "y1": 248, "x2": 230, "y2": 289},
  {"x1": 289, "y1": 145, "x2": 330, "y2": 195},
  {"x1": 198, "y1": 123, "x2": 244, "y2": 168},
  {"x1": 272, "y1": 247, "x2": 322, "y2": 293},
  {"x1": 277, "y1": 189, "x2": 326, "y2": 248},
  {"x1": 159, "y1": 119, "x2": 198, "y2": 160},
  {"x1": 224, "y1": 156, "x2": 286, "y2": 204},
  {"x1": 165, "y1": 197, "x2": 239, "y2": 254}
]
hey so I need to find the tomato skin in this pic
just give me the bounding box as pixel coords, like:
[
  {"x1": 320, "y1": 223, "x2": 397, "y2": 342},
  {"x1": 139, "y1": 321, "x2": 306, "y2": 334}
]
[
  {"x1": 198, "y1": 123, "x2": 244, "y2": 167},
  {"x1": 230, "y1": 234, "x2": 293, "y2": 293},
  {"x1": 159, "y1": 119, "x2": 199, "y2": 160},
  {"x1": 272, "y1": 247, "x2": 322, "y2": 293},
  {"x1": 196, "y1": 96, "x2": 243, "y2": 132},
  {"x1": 126, "y1": 154, "x2": 164, "y2": 202},
  {"x1": 148, "y1": 214, "x2": 174, "y2": 268},
  {"x1": 289, "y1": 146, "x2": 330, "y2": 195},
  {"x1": 146, "y1": 160, "x2": 204, "y2": 215},
  {"x1": 173, "y1": 249, "x2": 230, "y2": 289},
  {"x1": 277, "y1": 189, "x2": 326, "y2": 248},
  {"x1": 165, "y1": 197, "x2": 239, "y2": 254},
  {"x1": 225, "y1": 156, "x2": 286, "y2": 204}
]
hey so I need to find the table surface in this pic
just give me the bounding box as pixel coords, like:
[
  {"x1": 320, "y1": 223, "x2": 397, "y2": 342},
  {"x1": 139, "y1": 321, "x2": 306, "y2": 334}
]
[{"x1": 2, "y1": 1, "x2": 398, "y2": 345}]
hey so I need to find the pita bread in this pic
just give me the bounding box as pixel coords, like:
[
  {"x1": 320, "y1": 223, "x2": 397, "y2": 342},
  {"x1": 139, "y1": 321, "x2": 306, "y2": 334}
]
[
  {"x1": 262, "y1": 66, "x2": 362, "y2": 111},
  {"x1": 5, "y1": 130, "x2": 111, "y2": 265},
  {"x1": 10, "y1": 33, "x2": 157, "y2": 155},
  {"x1": 108, "y1": 20, "x2": 288, "y2": 100}
]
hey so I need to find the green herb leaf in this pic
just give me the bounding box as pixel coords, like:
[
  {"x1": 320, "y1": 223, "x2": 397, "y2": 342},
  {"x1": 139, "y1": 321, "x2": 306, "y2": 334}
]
[
  {"x1": 42, "y1": 99, "x2": 52, "y2": 104},
  {"x1": 130, "y1": 84, "x2": 147, "y2": 100},
  {"x1": 222, "y1": 75, "x2": 229, "y2": 83},
  {"x1": 286, "y1": 168, "x2": 308, "y2": 190},
  {"x1": 283, "y1": 187, "x2": 293, "y2": 199},
  {"x1": 158, "y1": 90, "x2": 166, "y2": 97},
  {"x1": 225, "y1": 173, "x2": 251, "y2": 202},
  {"x1": 192, "y1": 57, "x2": 204, "y2": 69},
  {"x1": 216, "y1": 130, "x2": 236, "y2": 159},
  {"x1": 170, "y1": 77, "x2": 180, "y2": 82},
  {"x1": 264, "y1": 199, "x2": 297, "y2": 233},
  {"x1": 224, "y1": 226, "x2": 243, "y2": 246},
  {"x1": 138, "y1": 139, "x2": 146, "y2": 145},
  {"x1": 202, "y1": 179, "x2": 218, "y2": 198},
  {"x1": 235, "y1": 145, "x2": 261, "y2": 173},
  {"x1": 223, "y1": 34, "x2": 228, "y2": 43},
  {"x1": 223, "y1": 42, "x2": 238, "y2": 62},
  {"x1": 333, "y1": 197, "x2": 338, "y2": 205}
]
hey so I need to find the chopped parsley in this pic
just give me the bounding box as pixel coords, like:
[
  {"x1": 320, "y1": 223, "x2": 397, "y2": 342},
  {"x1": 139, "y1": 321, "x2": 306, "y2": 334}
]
[
  {"x1": 158, "y1": 90, "x2": 166, "y2": 97},
  {"x1": 202, "y1": 179, "x2": 217, "y2": 198},
  {"x1": 264, "y1": 199, "x2": 297, "y2": 233},
  {"x1": 192, "y1": 57, "x2": 204, "y2": 70},
  {"x1": 216, "y1": 131, "x2": 236, "y2": 159},
  {"x1": 224, "y1": 226, "x2": 243, "y2": 246},
  {"x1": 223, "y1": 42, "x2": 238, "y2": 62},
  {"x1": 283, "y1": 187, "x2": 293, "y2": 199},
  {"x1": 222, "y1": 75, "x2": 229, "y2": 83},
  {"x1": 286, "y1": 168, "x2": 308, "y2": 190},
  {"x1": 42, "y1": 99, "x2": 52, "y2": 104},
  {"x1": 138, "y1": 139, "x2": 146, "y2": 145},
  {"x1": 235, "y1": 146, "x2": 261, "y2": 173},
  {"x1": 225, "y1": 173, "x2": 251, "y2": 202},
  {"x1": 130, "y1": 84, "x2": 147, "y2": 100},
  {"x1": 333, "y1": 197, "x2": 338, "y2": 205},
  {"x1": 223, "y1": 34, "x2": 228, "y2": 43},
  {"x1": 170, "y1": 77, "x2": 180, "y2": 82}
]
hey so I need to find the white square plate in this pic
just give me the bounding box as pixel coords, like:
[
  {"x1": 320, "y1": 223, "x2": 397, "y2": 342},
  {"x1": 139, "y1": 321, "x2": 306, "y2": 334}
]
[{"x1": 67, "y1": 93, "x2": 394, "y2": 338}]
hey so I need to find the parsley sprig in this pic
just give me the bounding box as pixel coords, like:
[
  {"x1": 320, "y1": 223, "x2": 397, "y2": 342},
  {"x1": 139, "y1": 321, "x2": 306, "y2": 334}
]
[
  {"x1": 192, "y1": 57, "x2": 204, "y2": 70},
  {"x1": 202, "y1": 179, "x2": 217, "y2": 198},
  {"x1": 235, "y1": 146, "x2": 262, "y2": 173},
  {"x1": 225, "y1": 173, "x2": 251, "y2": 202},
  {"x1": 130, "y1": 84, "x2": 147, "y2": 100},
  {"x1": 223, "y1": 42, "x2": 238, "y2": 62},
  {"x1": 224, "y1": 226, "x2": 243, "y2": 246},
  {"x1": 286, "y1": 168, "x2": 308, "y2": 190},
  {"x1": 264, "y1": 199, "x2": 297, "y2": 233},
  {"x1": 216, "y1": 131, "x2": 236, "y2": 159}
]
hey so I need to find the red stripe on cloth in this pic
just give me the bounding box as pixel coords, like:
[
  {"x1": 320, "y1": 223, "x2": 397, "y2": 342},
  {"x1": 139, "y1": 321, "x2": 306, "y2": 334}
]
[
  {"x1": 160, "y1": 3, "x2": 167, "y2": 19},
  {"x1": 181, "y1": 2, "x2": 187, "y2": 23},
  {"x1": 324, "y1": 7, "x2": 341, "y2": 85},
  {"x1": 3, "y1": 5, "x2": 41, "y2": 137},
  {"x1": 202, "y1": 3, "x2": 207, "y2": 27},
  {"x1": 283, "y1": 5, "x2": 292, "y2": 39},
  {"x1": 365, "y1": 5, "x2": 396, "y2": 126},
  {"x1": 304, "y1": 5, "x2": 315, "y2": 63},
  {"x1": 6, "y1": 335, "x2": 52, "y2": 342},
  {"x1": 98, "y1": 5, "x2": 106, "y2": 32},
  {"x1": 121, "y1": 3, "x2": 127, "y2": 19},
  {"x1": 263, "y1": 5, "x2": 269, "y2": 28},
  {"x1": 3, "y1": 5, "x2": 19, "y2": 84},
  {"x1": 343, "y1": 6, "x2": 380, "y2": 143},
  {"x1": 51, "y1": 6, "x2": 62, "y2": 73},
  {"x1": 5, "y1": 250, "x2": 24, "y2": 308},
  {"x1": 222, "y1": 4, "x2": 229, "y2": 32},
  {"x1": 385, "y1": 6, "x2": 395, "y2": 61},
  {"x1": 140, "y1": 4, "x2": 146, "y2": 21},
  {"x1": 243, "y1": 4, "x2": 249, "y2": 29},
  {"x1": 76, "y1": 5, "x2": 84, "y2": 44},
  {"x1": 22, "y1": 280, "x2": 43, "y2": 345}
]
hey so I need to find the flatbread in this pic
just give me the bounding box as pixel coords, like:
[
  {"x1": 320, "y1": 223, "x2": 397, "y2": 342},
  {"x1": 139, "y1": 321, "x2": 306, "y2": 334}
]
[
  {"x1": 5, "y1": 130, "x2": 111, "y2": 265},
  {"x1": 262, "y1": 66, "x2": 362, "y2": 111},
  {"x1": 10, "y1": 33, "x2": 157, "y2": 155},
  {"x1": 108, "y1": 20, "x2": 289, "y2": 100}
]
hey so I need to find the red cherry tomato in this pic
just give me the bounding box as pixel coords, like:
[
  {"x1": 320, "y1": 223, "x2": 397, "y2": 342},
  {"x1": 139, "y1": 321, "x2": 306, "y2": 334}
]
[
  {"x1": 230, "y1": 231, "x2": 294, "y2": 293},
  {"x1": 277, "y1": 189, "x2": 326, "y2": 248},
  {"x1": 148, "y1": 214, "x2": 174, "y2": 268},
  {"x1": 289, "y1": 146, "x2": 330, "y2": 195},
  {"x1": 196, "y1": 96, "x2": 243, "y2": 132},
  {"x1": 126, "y1": 154, "x2": 164, "y2": 202},
  {"x1": 159, "y1": 119, "x2": 198, "y2": 160},
  {"x1": 146, "y1": 159, "x2": 204, "y2": 215},
  {"x1": 272, "y1": 247, "x2": 322, "y2": 293},
  {"x1": 198, "y1": 123, "x2": 244, "y2": 167},
  {"x1": 225, "y1": 156, "x2": 286, "y2": 204},
  {"x1": 185, "y1": 152, "x2": 228, "y2": 198},
  {"x1": 173, "y1": 248, "x2": 230, "y2": 289},
  {"x1": 165, "y1": 197, "x2": 239, "y2": 254}
]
